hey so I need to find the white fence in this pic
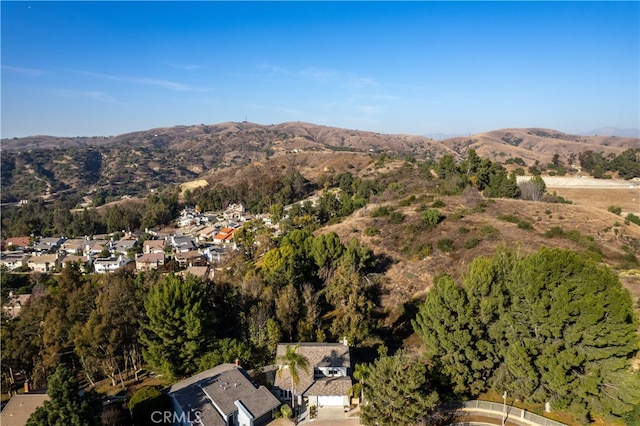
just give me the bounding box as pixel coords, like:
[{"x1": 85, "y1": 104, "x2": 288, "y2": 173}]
[{"x1": 445, "y1": 400, "x2": 568, "y2": 426}]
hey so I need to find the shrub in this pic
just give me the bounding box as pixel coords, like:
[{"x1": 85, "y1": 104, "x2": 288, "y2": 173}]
[
  {"x1": 370, "y1": 206, "x2": 393, "y2": 217},
  {"x1": 388, "y1": 211, "x2": 405, "y2": 224},
  {"x1": 398, "y1": 195, "x2": 416, "y2": 207},
  {"x1": 626, "y1": 213, "x2": 640, "y2": 226},
  {"x1": 432, "y1": 199, "x2": 446, "y2": 208},
  {"x1": 422, "y1": 208, "x2": 442, "y2": 227},
  {"x1": 280, "y1": 404, "x2": 293, "y2": 418},
  {"x1": 544, "y1": 226, "x2": 565, "y2": 238},
  {"x1": 437, "y1": 238, "x2": 455, "y2": 253},
  {"x1": 472, "y1": 201, "x2": 487, "y2": 213},
  {"x1": 498, "y1": 214, "x2": 520, "y2": 224},
  {"x1": 517, "y1": 220, "x2": 533, "y2": 230},
  {"x1": 458, "y1": 226, "x2": 470, "y2": 234},
  {"x1": 364, "y1": 227, "x2": 379, "y2": 236},
  {"x1": 128, "y1": 386, "x2": 172, "y2": 426},
  {"x1": 480, "y1": 225, "x2": 499, "y2": 239},
  {"x1": 464, "y1": 237, "x2": 480, "y2": 249},
  {"x1": 608, "y1": 205, "x2": 622, "y2": 215}
]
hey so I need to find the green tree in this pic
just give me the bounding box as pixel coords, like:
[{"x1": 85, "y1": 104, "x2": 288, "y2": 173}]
[
  {"x1": 26, "y1": 364, "x2": 102, "y2": 426},
  {"x1": 412, "y1": 275, "x2": 494, "y2": 396},
  {"x1": 311, "y1": 232, "x2": 344, "y2": 283},
  {"x1": 360, "y1": 351, "x2": 442, "y2": 426},
  {"x1": 140, "y1": 274, "x2": 214, "y2": 379},
  {"x1": 275, "y1": 283, "x2": 301, "y2": 341},
  {"x1": 414, "y1": 247, "x2": 640, "y2": 420}
]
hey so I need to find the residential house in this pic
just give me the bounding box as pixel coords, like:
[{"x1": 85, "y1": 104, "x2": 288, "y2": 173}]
[
  {"x1": 143, "y1": 239, "x2": 166, "y2": 254},
  {"x1": 5, "y1": 236, "x2": 31, "y2": 251},
  {"x1": 93, "y1": 255, "x2": 129, "y2": 274},
  {"x1": 274, "y1": 342, "x2": 352, "y2": 409},
  {"x1": 0, "y1": 393, "x2": 50, "y2": 426},
  {"x1": 113, "y1": 237, "x2": 139, "y2": 256},
  {"x1": 60, "y1": 238, "x2": 89, "y2": 255},
  {"x1": 27, "y1": 254, "x2": 60, "y2": 272},
  {"x1": 171, "y1": 235, "x2": 198, "y2": 253},
  {"x1": 180, "y1": 265, "x2": 214, "y2": 281},
  {"x1": 194, "y1": 225, "x2": 218, "y2": 242},
  {"x1": 174, "y1": 250, "x2": 206, "y2": 267},
  {"x1": 0, "y1": 252, "x2": 30, "y2": 271},
  {"x1": 59, "y1": 254, "x2": 92, "y2": 272},
  {"x1": 135, "y1": 252, "x2": 165, "y2": 271},
  {"x1": 166, "y1": 363, "x2": 280, "y2": 426},
  {"x1": 33, "y1": 237, "x2": 65, "y2": 254},
  {"x1": 213, "y1": 228, "x2": 237, "y2": 245},
  {"x1": 84, "y1": 239, "x2": 110, "y2": 256}
]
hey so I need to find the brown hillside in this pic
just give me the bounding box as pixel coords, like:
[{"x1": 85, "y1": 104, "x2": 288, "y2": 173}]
[
  {"x1": 442, "y1": 127, "x2": 635, "y2": 167},
  {"x1": 320, "y1": 191, "x2": 640, "y2": 317}
]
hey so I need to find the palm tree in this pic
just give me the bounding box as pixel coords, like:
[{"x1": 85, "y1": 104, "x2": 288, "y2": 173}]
[
  {"x1": 349, "y1": 362, "x2": 370, "y2": 405},
  {"x1": 277, "y1": 345, "x2": 310, "y2": 417}
]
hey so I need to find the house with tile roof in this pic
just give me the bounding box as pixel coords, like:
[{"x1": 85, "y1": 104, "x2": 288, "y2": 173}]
[
  {"x1": 274, "y1": 342, "x2": 352, "y2": 410},
  {"x1": 166, "y1": 363, "x2": 280, "y2": 426}
]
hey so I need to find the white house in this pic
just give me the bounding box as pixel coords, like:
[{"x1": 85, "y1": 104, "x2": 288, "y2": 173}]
[{"x1": 93, "y1": 255, "x2": 128, "y2": 274}]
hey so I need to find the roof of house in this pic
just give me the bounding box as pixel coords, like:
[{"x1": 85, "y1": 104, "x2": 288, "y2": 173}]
[
  {"x1": 5, "y1": 237, "x2": 31, "y2": 247},
  {"x1": 61, "y1": 239, "x2": 87, "y2": 250},
  {"x1": 175, "y1": 250, "x2": 205, "y2": 261},
  {"x1": 303, "y1": 377, "x2": 352, "y2": 397},
  {"x1": 0, "y1": 393, "x2": 50, "y2": 426},
  {"x1": 181, "y1": 266, "x2": 210, "y2": 280},
  {"x1": 27, "y1": 254, "x2": 59, "y2": 264},
  {"x1": 136, "y1": 252, "x2": 165, "y2": 263},
  {"x1": 144, "y1": 239, "x2": 166, "y2": 249},
  {"x1": 167, "y1": 364, "x2": 280, "y2": 426},
  {"x1": 274, "y1": 343, "x2": 351, "y2": 396}
]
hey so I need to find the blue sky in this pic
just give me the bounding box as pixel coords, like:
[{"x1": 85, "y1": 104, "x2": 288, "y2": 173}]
[{"x1": 2, "y1": 1, "x2": 639, "y2": 138}]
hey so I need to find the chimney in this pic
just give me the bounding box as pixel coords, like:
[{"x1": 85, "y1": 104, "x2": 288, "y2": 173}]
[
  {"x1": 24, "y1": 380, "x2": 29, "y2": 393},
  {"x1": 235, "y1": 358, "x2": 240, "y2": 367}
]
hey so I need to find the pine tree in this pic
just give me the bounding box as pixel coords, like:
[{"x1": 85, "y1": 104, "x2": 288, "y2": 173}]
[
  {"x1": 140, "y1": 274, "x2": 214, "y2": 379},
  {"x1": 26, "y1": 364, "x2": 102, "y2": 426},
  {"x1": 360, "y1": 351, "x2": 443, "y2": 426}
]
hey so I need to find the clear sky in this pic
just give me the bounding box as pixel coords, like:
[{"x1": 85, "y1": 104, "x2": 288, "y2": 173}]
[{"x1": 1, "y1": 1, "x2": 639, "y2": 138}]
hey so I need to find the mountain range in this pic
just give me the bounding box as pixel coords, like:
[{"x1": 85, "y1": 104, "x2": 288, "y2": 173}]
[{"x1": 1, "y1": 121, "x2": 638, "y2": 204}]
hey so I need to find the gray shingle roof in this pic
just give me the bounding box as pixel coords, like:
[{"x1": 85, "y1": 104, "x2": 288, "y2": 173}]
[
  {"x1": 167, "y1": 364, "x2": 280, "y2": 426},
  {"x1": 274, "y1": 343, "x2": 351, "y2": 396}
]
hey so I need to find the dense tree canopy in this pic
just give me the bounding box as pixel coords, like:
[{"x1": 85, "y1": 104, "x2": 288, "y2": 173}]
[
  {"x1": 26, "y1": 364, "x2": 102, "y2": 426},
  {"x1": 140, "y1": 274, "x2": 214, "y2": 379},
  {"x1": 360, "y1": 351, "x2": 443, "y2": 426},
  {"x1": 413, "y1": 246, "x2": 640, "y2": 421}
]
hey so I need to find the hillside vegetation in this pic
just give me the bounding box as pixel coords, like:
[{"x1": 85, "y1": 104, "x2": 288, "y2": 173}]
[{"x1": 2, "y1": 121, "x2": 638, "y2": 204}]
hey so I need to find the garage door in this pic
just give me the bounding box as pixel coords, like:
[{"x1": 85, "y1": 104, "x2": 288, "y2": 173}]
[{"x1": 318, "y1": 395, "x2": 345, "y2": 406}]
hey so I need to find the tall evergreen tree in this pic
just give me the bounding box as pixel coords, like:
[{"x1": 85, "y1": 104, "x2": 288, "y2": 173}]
[
  {"x1": 26, "y1": 364, "x2": 102, "y2": 426},
  {"x1": 414, "y1": 247, "x2": 640, "y2": 420},
  {"x1": 140, "y1": 274, "x2": 214, "y2": 379},
  {"x1": 360, "y1": 351, "x2": 443, "y2": 426}
]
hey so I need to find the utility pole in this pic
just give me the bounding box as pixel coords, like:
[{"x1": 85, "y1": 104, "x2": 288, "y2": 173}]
[{"x1": 502, "y1": 391, "x2": 508, "y2": 426}]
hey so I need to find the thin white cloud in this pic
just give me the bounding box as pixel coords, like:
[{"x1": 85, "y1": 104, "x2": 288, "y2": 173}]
[
  {"x1": 69, "y1": 69, "x2": 212, "y2": 92},
  {"x1": 167, "y1": 63, "x2": 203, "y2": 71},
  {"x1": 2, "y1": 65, "x2": 48, "y2": 76},
  {"x1": 49, "y1": 89, "x2": 121, "y2": 103},
  {"x1": 258, "y1": 62, "x2": 290, "y2": 75}
]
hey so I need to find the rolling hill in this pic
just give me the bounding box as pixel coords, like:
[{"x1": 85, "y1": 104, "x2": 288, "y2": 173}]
[{"x1": 1, "y1": 121, "x2": 637, "y2": 203}]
